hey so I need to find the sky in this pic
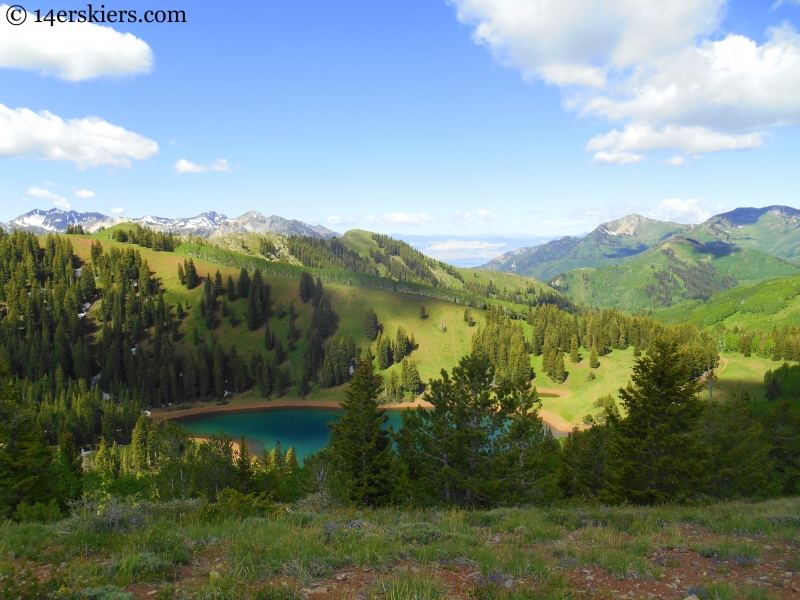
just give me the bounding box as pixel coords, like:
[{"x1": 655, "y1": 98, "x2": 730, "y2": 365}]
[{"x1": 1, "y1": 0, "x2": 800, "y2": 241}]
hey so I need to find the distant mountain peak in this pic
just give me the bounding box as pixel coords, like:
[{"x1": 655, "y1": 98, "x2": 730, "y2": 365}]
[
  {"x1": 3, "y1": 208, "x2": 339, "y2": 239},
  {"x1": 599, "y1": 214, "x2": 679, "y2": 237}
]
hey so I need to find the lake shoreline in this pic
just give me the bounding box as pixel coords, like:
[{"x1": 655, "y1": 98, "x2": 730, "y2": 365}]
[{"x1": 155, "y1": 392, "x2": 579, "y2": 435}]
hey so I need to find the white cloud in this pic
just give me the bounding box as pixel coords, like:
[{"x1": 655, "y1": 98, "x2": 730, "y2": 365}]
[
  {"x1": 428, "y1": 240, "x2": 507, "y2": 252},
  {"x1": 586, "y1": 124, "x2": 764, "y2": 160},
  {"x1": 327, "y1": 216, "x2": 343, "y2": 225},
  {"x1": 591, "y1": 151, "x2": 645, "y2": 165},
  {"x1": 664, "y1": 156, "x2": 686, "y2": 166},
  {"x1": 477, "y1": 209, "x2": 499, "y2": 222},
  {"x1": 0, "y1": 4, "x2": 152, "y2": 81},
  {"x1": 110, "y1": 206, "x2": 125, "y2": 214},
  {"x1": 365, "y1": 212, "x2": 432, "y2": 226},
  {"x1": 74, "y1": 189, "x2": 95, "y2": 198},
  {"x1": 650, "y1": 198, "x2": 720, "y2": 223},
  {"x1": 28, "y1": 187, "x2": 70, "y2": 209},
  {"x1": 449, "y1": 0, "x2": 800, "y2": 161},
  {"x1": 0, "y1": 104, "x2": 158, "y2": 167},
  {"x1": 175, "y1": 158, "x2": 230, "y2": 174}
]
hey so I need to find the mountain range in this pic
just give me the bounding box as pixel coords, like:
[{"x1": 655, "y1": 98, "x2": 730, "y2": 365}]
[
  {"x1": 479, "y1": 206, "x2": 800, "y2": 280},
  {"x1": 3, "y1": 208, "x2": 339, "y2": 239}
]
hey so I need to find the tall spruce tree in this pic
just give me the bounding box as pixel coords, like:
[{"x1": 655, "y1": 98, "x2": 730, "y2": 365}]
[
  {"x1": 396, "y1": 354, "x2": 559, "y2": 507},
  {"x1": 364, "y1": 308, "x2": 379, "y2": 341},
  {"x1": 602, "y1": 337, "x2": 708, "y2": 504},
  {"x1": 328, "y1": 360, "x2": 396, "y2": 506}
]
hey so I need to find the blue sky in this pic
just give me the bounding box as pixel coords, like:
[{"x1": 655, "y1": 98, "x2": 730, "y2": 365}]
[{"x1": 1, "y1": 0, "x2": 800, "y2": 237}]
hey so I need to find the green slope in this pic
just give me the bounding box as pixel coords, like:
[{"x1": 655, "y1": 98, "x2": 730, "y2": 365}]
[
  {"x1": 480, "y1": 214, "x2": 689, "y2": 280},
  {"x1": 689, "y1": 205, "x2": 800, "y2": 263},
  {"x1": 549, "y1": 237, "x2": 799, "y2": 312},
  {"x1": 654, "y1": 273, "x2": 800, "y2": 329}
]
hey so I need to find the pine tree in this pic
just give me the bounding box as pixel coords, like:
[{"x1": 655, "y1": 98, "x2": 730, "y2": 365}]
[
  {"x1": 419, "y1": 305, "x2": 427, "y2": 320},
  {"x1": 553, "y1": 351, "x2": 566, "y2": 383},
  {"x1": 226, "y1": 275, "x2": 237, "y2": 301},
  {"x1": 214, "y1": 271, "x2": 224, "y2": 297},
  {"x1": 603, "y1": 337, "x2": 708, "y2": 504},
  {"x1": 328, "y1": 360, "x2": 397, "y2": 506},
  {"x1": 177, "y1": 262, "x2": 185, "y2": 285},
  {"x1": 235, "y1": 435, "x2": 252, "y2": 493},
  {"x1": 185, "y1": 258, "x2": 198, "y2": 289},
  {"x1": 234, "y1": 268, "x2": 248, "y2": 300},
  {"x1": 131, "y1": 415, "x2": 150, "y2": 474},
  {"x1": 589, "y1": 347, "x2": 600, "y2": 369},
  {"x1": 299, "y1": 272, "x2": 314, "y2": 303},
  {"x1": 569, "y1": 334, "x2": 580, "y2": 363},
  {"x1": 285, "y1": 447, "x2": 299, "y2": 472},
  {"x1": 364, "y1": 308, "x2": 379, "y2": 341}
]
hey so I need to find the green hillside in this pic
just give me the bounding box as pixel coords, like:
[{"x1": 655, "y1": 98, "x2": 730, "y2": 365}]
[
  {"x1": 62, "y1": 226, "x2": 752, "y2": 429},
  {"x1": 690, "y1": 205, "x2": 800, "y2": 263},
  {"x1": 548, "y1": 237, "x2": 799, "y2": 312},
  {"x1": 654, "y1": 273, "x2": 800, "y2": 329},
  {"x1": 480, "y1": 214, "x2": 689, "y2": 280}
]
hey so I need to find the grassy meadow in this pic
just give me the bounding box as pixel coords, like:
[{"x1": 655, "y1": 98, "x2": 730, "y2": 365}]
[{"x1": 2, "y1": 494, "x2": 798, "y2": 599}]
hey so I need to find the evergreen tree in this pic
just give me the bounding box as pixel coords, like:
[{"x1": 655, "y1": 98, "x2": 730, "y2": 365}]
[
  {"x1": 285, "y1": 447, "x2": 299, "y2": 472},
  {"x1": 299, "y1": 272, "x2": 314, "y2": 303},
  {"x1": 701, "y1": 392, "x2": 779, "y2": 499},
  {"x1": 589, "y1": 347, "x2": 600, "y2": 369},
  {"x1": 185, "y1": 258, "x2": 198, "y2": 289},
  {"x1": 328, "y1": 360, "x2": 397, "y2": 506},
  {"x1": 396, "y1": 354, "x2": 559, "y2": 506},
  {"x1": 401, "y1": 358, "x2": 422, "y2": 396},
  {"x1": 214, "y1": 271, "x2": 224, "y2": 297},
  {"x1": 559, "y1": 425, "x2": 611, "y2": 499},
  {"x1": 364, "y1": 308, "x2": 379, "y2": 341},
  {"x1": 131, "y1": 415, "x2": 150, "y2": 474},
  {"x1": 602, "y1": 337, "x2": 708, "y2": 504},
  {"x1": 419, "y1": 305, "x2": 427, "y2": 320},
  {"x1": 235, "y1": 435, "x2": 252, "y2": 493},
  {"x1": 237, "y1": 267, "x2": 251, "y2": 299},
  {"x1": 463, "y1": 309, "x2": 475, "y2": 326},
  {"x1": 553, "y1": 351, "x2": 566, "y2": 383},
  {"x1": 569, "y1": 334, "x2": 580, "y2": 363},
  {"x1": 226, "y1": 275, "x2": 237, "y2": 301},
  {"x1": 177, "y1": 262, "x2": 185, "y2": 285}
]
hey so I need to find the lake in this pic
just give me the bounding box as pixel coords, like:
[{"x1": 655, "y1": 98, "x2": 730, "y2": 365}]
[
  {"x1": 177, "y1": 407, "x2": 405, "y2": 463},
  {"x1": 176, "y1": 403, "x2": 565, "y2": 464}
]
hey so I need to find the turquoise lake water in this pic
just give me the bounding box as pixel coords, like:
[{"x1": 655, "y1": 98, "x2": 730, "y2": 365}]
[{"x1": 177, "y1": 408, "x2": 406, "y2": 463}]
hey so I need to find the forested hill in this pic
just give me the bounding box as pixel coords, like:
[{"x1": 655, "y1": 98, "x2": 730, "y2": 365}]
[
  {"x1": 480, "y1": 205, "x2": 800, "y2": 280},
  {"x1": 187, "y1": 227, "x2": 574, "y2": 311},
  {"x1": 479, "y1": 214, "x2": 690, "y2": 280},
  {"x1": 548, "y1": 237, "x2": 800, "y2": 312}
]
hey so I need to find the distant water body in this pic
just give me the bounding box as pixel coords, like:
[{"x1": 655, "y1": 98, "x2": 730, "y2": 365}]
[{"x1": 176, "y1": 405, "x2": 564, "y2": 464}]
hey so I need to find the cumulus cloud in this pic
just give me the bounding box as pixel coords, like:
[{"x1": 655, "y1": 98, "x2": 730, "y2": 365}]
[
  {"x1": 0, "y1": 4, "x2": 152, "y2": 81},
  {"x1": 664, "y1": 156, "x2": 686, "y2": 166},
  {"x1": 0, "y1": 104, "x2": 158, "y2": 167},
  {"x1": 74, "y1": 189, "x2": 95, "y2": 198},
  {"x1": 28, "y1": 187, "x2": 70, "y2": 209},
  {"x1": 650, "y1": 198, "x2": 720, "y2": 223},
  {"x1": 449, "y1": 0, "x2": 800, "y2": 161},
  {"x1": 327, "y1": 216, "x2": 343, "y2": 225},
  {"x1": 365, "y1": 212, "x2": 432, "y2": 226},
  {"x1": 110, "y1": 206, "x2": 125, "y2": 214},
  {"x1": 477, "y1": 209, "x2": 499, "y2": 222},
  {"x1": 175, "y1": 158, "x2": 230, "y2": 174},
  {"x1": 586, "y1": 124, "x2": 764, "y2": 162},
  {"x1": 428, "y1": 240, "x2": 507, "y2": 252}
]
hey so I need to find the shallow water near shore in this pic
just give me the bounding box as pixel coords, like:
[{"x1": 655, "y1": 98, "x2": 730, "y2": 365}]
[
  {"x1": 176, "y1": 404, "x2": 564, "y2": 463},
  {"x1": 176, "y1": 407, "x2": 405, "y2": 462}
]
